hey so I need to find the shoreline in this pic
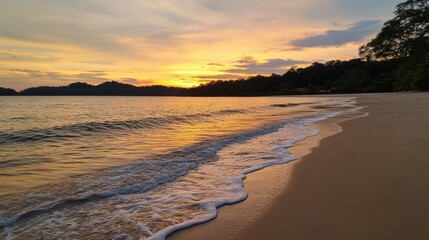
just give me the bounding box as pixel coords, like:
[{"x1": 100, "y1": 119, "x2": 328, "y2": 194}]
[
  {"x1": 168, "y1": 92, "x2": 429, "y2": 240},
  {"x1": 168, "y1": 96, "x2": 364, "y2": 240}
]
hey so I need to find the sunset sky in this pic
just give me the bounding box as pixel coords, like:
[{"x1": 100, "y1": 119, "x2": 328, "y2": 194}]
[{"x1": 1, "y1": 0, "x2": 402, "y2": 90}]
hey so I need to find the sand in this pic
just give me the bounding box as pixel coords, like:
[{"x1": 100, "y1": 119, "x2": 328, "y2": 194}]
[{"x1": 168, "y1": 93, "x2": 429, "y2": 240}]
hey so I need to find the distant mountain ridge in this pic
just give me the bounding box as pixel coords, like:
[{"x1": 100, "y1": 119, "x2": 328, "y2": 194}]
[
  {"x1": 18, "y1": 81, "x2": 184, "y2": 96},
  {"x1": 0, "y1": 87, "x2": 18, "y2": 96},
  {"x1": 1, "y1": 57, "x2": 427, "y2": 96},
  {"x1": 2, "y1": 0, "x2": 427, "y2": 97}
]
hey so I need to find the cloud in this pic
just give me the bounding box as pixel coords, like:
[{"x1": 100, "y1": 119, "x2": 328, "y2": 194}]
[
  {"x1": 0, "y1": 0, "x2": 225, "y2": 56},
  {"x1": 0, "y1": 49, "x2": 58, "y2": 62},
  {"x1": 207, "y1": 63, "x2": 225, "y2": 67},
  {"x1": 0, "y1": 0, "x2": 402, "y2": 89},
  {"x1": 193, "y1": 74, "x2": 242, "y2": 80},
  {"x1": 291, "y1": 20, "x2": 381, "y2": 48},
  {"x1": 1, "y1": 69, "x2": 156, "y2": 90},
  {"x1": 235, "y1": 56, "x2": 259, "y2": 65},
  {"x1": 226, "y1": 57, "x2": 310, "y2": 75},
  {"x1": 264, "y1": 47, "x2": 304, "y2": 52},
  {"x1": 7, "y1": 69, "x2": 112, "y2": 85},
  {"x1": 121, "y1": 78, "x2": 141, "y2": 85},
  {"x1": 121, "y1": 78, "x2": 154, "y2": 85}
]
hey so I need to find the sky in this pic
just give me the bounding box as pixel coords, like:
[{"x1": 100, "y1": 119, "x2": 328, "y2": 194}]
[{"x1": 0, "y1": 0, "x2": 403, "y2": 90}]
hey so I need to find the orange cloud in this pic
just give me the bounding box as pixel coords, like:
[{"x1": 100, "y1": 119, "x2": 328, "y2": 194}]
[{"x1": 0, "y1": 0, "x2": 402, "y2": 90}]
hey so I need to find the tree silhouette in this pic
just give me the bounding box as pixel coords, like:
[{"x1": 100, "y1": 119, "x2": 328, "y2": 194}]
[
  {"x1": 359, "y1": 0, "x2": 428, "y2": 60},
  {"x1": 2, "y1": 1, "x2": 427, "y2": 95},
  {"x1": 0, "y1": 87, "x2": 18, "y2": 95},
  {"x1": 359, "y1": 0, "x2": 429, "y2": 90}
]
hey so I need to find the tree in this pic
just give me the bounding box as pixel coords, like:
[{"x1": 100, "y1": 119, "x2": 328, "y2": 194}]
[
  {"x1": 0, "y1": 87, "x2": 18, "y2": 95},
  {"x1": 359, "y1": 0, "x2": 429, "y2": 60},
  {"x1": 334, "y1": 69, "x2": 369, "y2": 93},
  {"x1": 395, "y1": 52, "x2": 429, "y2": 90}
]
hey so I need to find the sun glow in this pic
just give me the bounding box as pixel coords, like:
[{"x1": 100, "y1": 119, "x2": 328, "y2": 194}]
[{"x1": 0, "y1": 0, "x2": 401, "y2": 90}]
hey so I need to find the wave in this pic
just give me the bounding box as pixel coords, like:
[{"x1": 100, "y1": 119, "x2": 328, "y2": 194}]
[
  {"x1": 271, "y1": 103, "x2": 299, "y2": 108},
  {"x1": 0, "y1": 109, "x2": 245, "y2": 146},
  {"x1": 0, "y1": 103, "x2": 311, "y2": 146},
  {"x1": 0, "y1": 110, "x2": 335, "y2": 231}
]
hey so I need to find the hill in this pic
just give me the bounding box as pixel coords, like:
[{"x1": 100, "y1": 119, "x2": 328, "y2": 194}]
[{"x1": 1, "y1": 57, "x2": 426, "y2": 96}]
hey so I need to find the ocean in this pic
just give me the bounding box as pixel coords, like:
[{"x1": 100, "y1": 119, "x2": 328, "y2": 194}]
[{"x1": 0, "y1": 96, "x2": 356, "y2": 239}]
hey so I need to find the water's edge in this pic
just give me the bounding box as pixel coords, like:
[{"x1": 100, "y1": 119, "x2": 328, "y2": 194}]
[
  {"x1": 158, "y1": 116, "x2": 332, "y2": 239},
  {"x1": 0, "y1": 97, "x2": 359, "y2": 239},
  {"x1": 162, "y1": 105, "x2": 367, "y2": 240}
]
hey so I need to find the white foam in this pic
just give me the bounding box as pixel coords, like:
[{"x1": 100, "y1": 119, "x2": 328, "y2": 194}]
[
  {"x1": 148, "y1": 111, "x2": 345, "y2": 240},
  {"x1": 0, "y1": 99, "x2": 362, "y2": 239}
]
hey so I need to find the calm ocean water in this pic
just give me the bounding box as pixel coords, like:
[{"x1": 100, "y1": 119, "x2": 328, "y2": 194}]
[{"x1": 0, "y1": 96, "x2": 356, "y2": 239}]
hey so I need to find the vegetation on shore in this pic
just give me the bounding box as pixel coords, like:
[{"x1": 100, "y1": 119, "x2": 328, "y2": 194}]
[
  {"x1": 359, "y1": 0, "x2": 428, "y2": 91},
  {"x1": 1, "y1": 0, "x2": 427, "y2": 96}
]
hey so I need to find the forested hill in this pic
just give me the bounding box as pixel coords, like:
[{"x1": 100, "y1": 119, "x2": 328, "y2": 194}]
[
  {"x1": 187, "y1": 0, "x2": 428, "y2": 96},
  {"x1": 184, "y1": 58, "x2": 408, "y2": 96},
  {"x1": 17, "y1": 82, "x2": 184, "y2": 96},
  {"x1": 0, "y1": 56, "x2": 427, "y2": 96},
  {"x1": 1, "y1": 0, "x2": 427, "y2": 96}
]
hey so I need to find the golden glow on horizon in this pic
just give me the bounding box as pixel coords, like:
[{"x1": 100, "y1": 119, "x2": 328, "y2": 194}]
[{"x1": 0, "y1": 0, "x2": 401, "y2": 90}]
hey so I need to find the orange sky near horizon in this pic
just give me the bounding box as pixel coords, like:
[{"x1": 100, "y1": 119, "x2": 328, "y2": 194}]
[{"x1": 0, "y1": 0, "x2": 402, "y2": 90}]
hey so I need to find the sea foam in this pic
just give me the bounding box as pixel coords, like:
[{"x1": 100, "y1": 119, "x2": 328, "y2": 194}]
[{"x1": 0, "y1": 97, "x2": 359, "y2": 239}]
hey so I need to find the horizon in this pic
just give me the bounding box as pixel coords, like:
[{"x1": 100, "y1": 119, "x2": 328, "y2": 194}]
[
  {"x1": 1, "y1": 1, "x2": 428, "y2": 238},
  {"x1": 0, "y1": 57, "x2": 357, "y2": 92},
  {"x1": 1, "y1": 0, "x2": 402, "y2": 91}
]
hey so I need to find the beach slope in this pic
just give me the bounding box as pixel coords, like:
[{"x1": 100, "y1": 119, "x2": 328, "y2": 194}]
[
  {"x1": 170, "y1": 93, "x2": 429, "y2": 240},
  {"x1": 239, "y1": 93, "x2": 429, "y2": 239}
]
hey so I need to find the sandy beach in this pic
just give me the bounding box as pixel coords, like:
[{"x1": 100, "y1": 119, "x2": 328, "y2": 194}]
[{"x1": 169, "y1": 93, "x2": 429, "y2": 240}]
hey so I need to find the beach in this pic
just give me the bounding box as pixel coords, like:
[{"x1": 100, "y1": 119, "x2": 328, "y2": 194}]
[
  {"x1": 169, "y1": 92, "x2": 429, "y2": 240},
  {"x1": 0, "y1": 96, "x2": 352, "y2": 239}
]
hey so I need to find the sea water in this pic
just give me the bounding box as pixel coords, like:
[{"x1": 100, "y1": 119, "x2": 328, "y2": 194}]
[{"x1": 0, "y1": 96, "x2": 357, "y2": 239}]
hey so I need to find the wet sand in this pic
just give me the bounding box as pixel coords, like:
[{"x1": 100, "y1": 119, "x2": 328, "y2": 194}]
[{"x1": 169, "y1": 93, "x2": 429, "y2": 240}]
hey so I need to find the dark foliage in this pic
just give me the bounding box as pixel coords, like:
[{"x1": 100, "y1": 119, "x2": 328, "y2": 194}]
[
  {"x1": 183, "y1": 58, "x2": 403, "y2": 95},
  {"x1": 359, "y1": 0, "x2": 428, "y2": 60},
  {"x1": 2, "y1": 0, "x2": 426, "y2": 97},
  {"x1": 0, "y1": 87, "x2": 18, "y2": 96},
  {"x1": 0, "y1": 58, "x2": 416, "y2": 96},
  {"x1": 394, "y1": 53, "x2": 429, "y2": 91},
  {"x1": 359, "y1": 0, "x2": 429, "y2": 91},
  {"x1": 20, "y1": 81, "x2": 184, "y2": 96}
]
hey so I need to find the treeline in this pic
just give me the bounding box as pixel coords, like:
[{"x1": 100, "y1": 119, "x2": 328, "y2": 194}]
[
  {"x1": 0, "y1": 56, "x2": 426, "y2": 96},
  {"x1": 1, "y1": 0, "x2": 427, "y2": 97},
  {"x1": 185, "y1": 58, "x2": 411, "y2": 96},
  {"x1": 8, "y1": 82, "x2": 183, "y2": 96},
  {"x1": 358, "y1": 0, "x2": 428, "y2": 90},
  {"x1": 189, "y1": 0, "x2": 429, "y2": 96},
  {"x1": 0, "y1": 87, "x2": 18, "y2": 96}
]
